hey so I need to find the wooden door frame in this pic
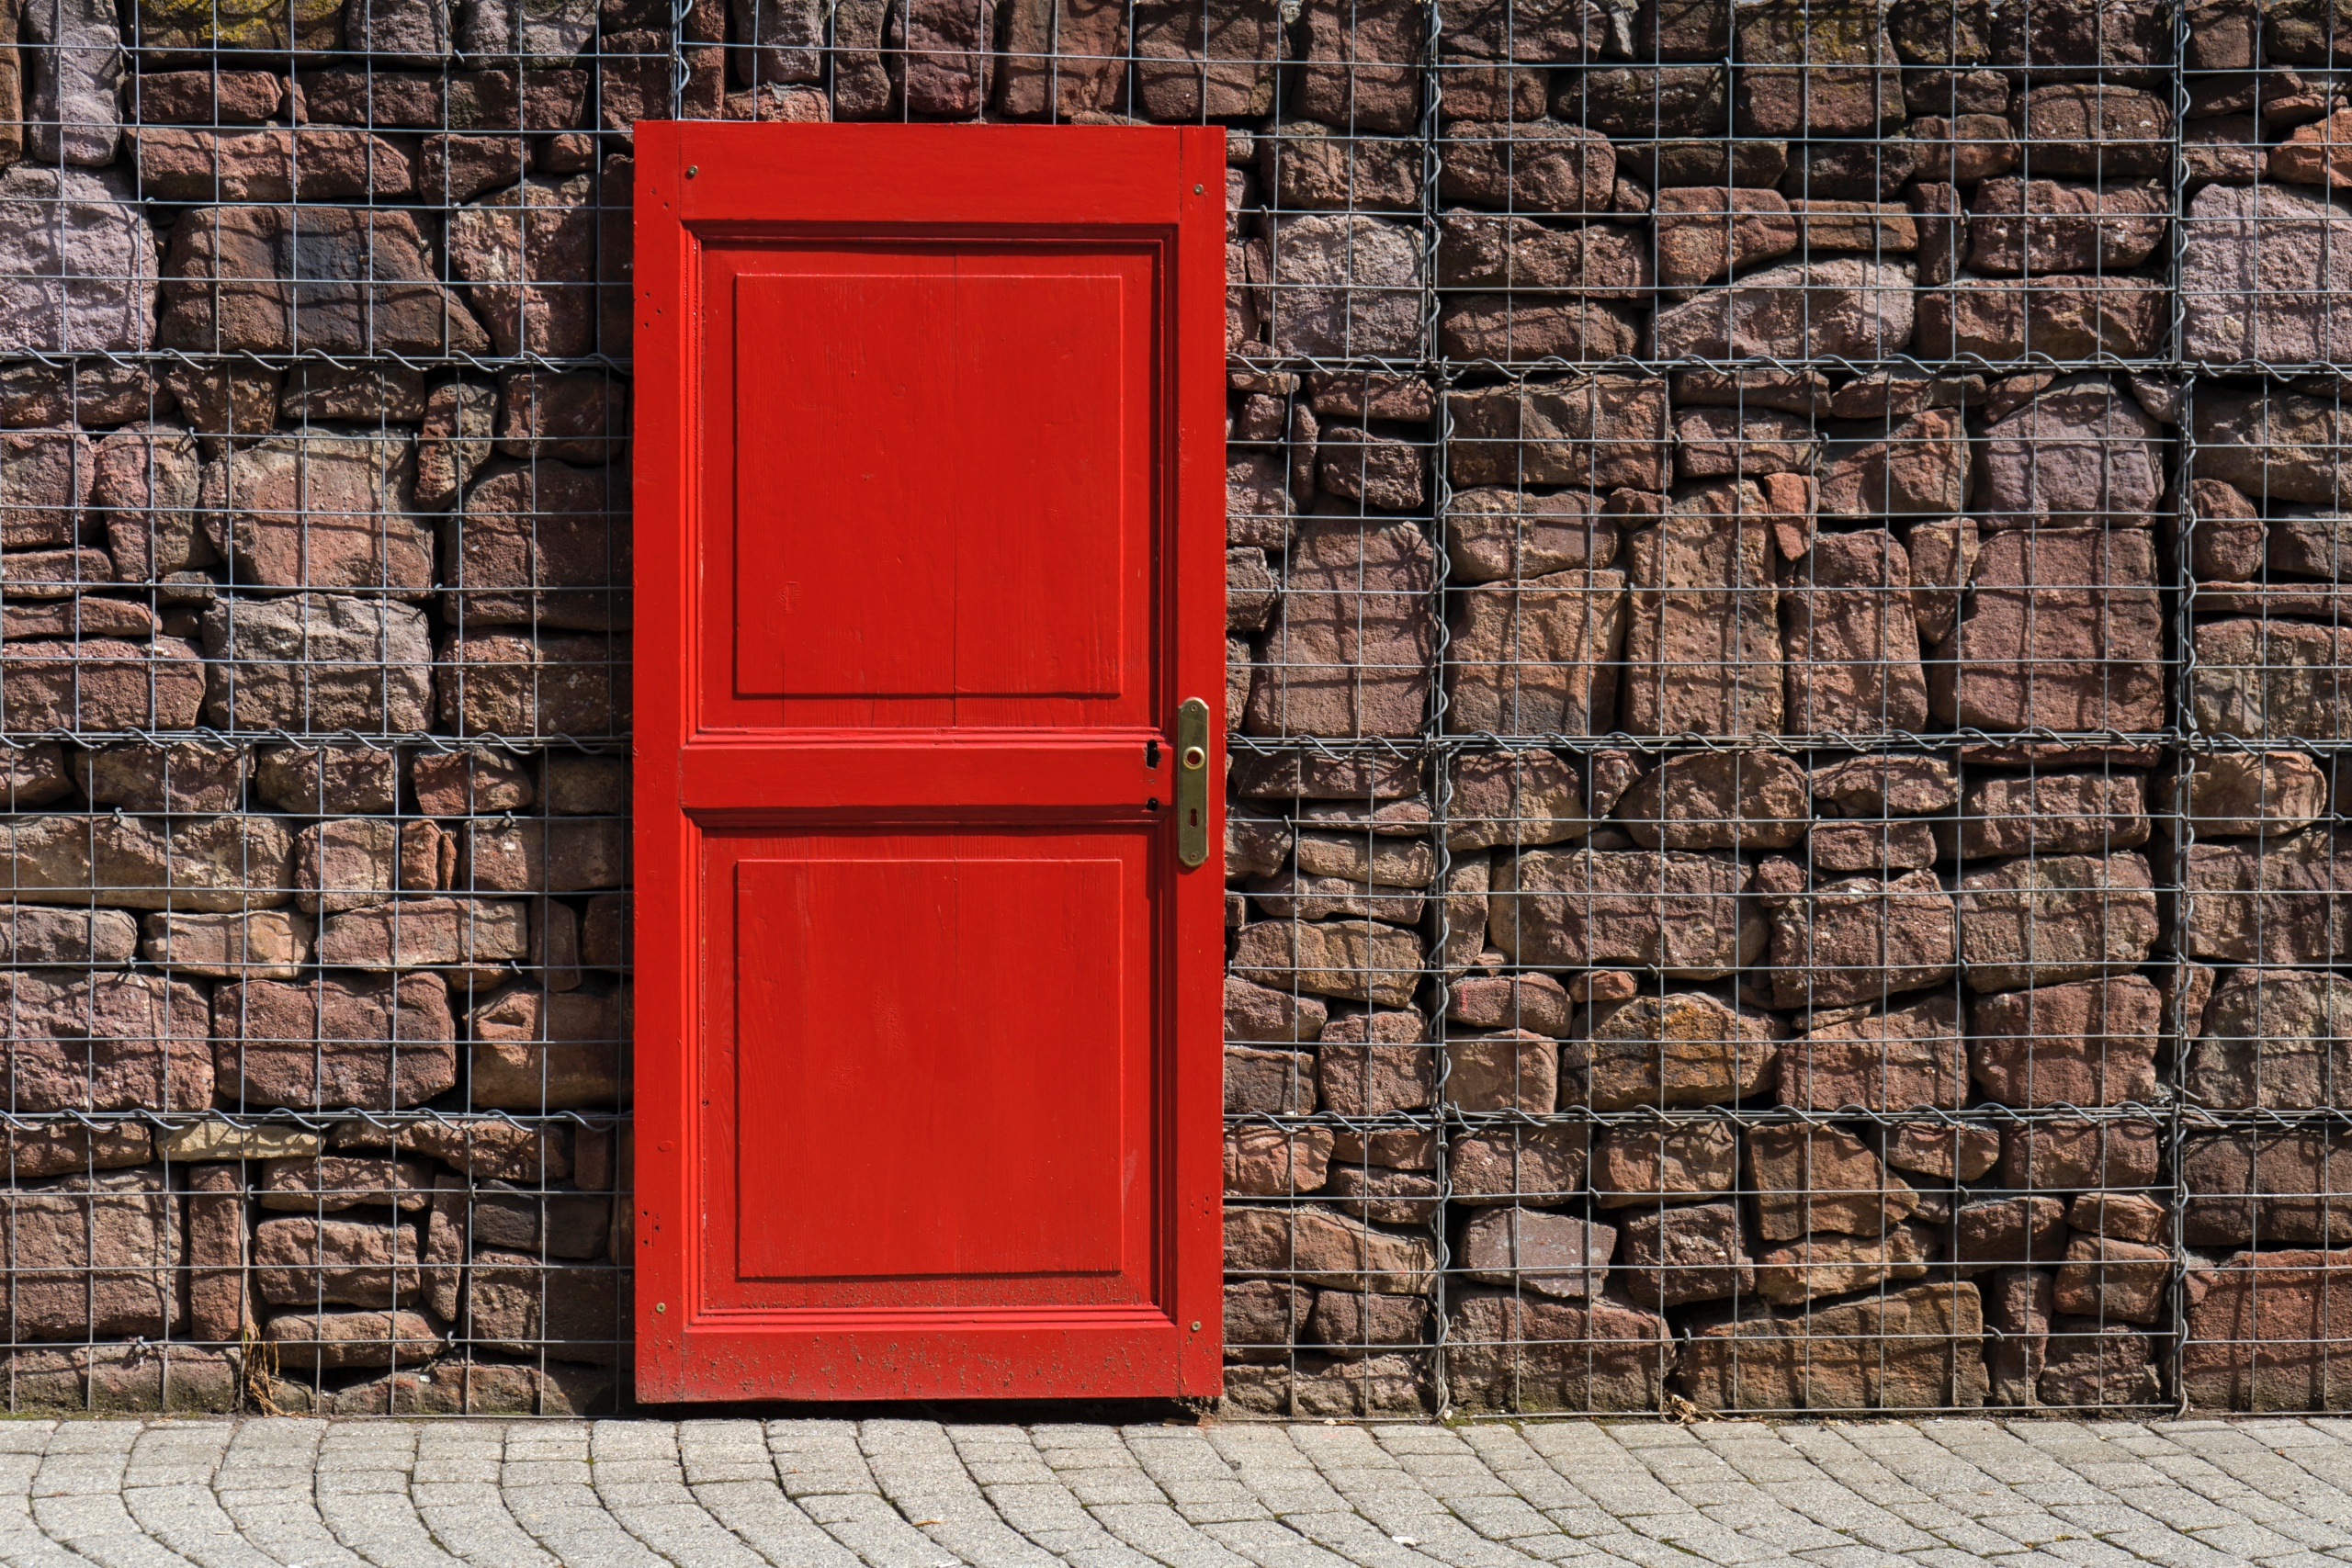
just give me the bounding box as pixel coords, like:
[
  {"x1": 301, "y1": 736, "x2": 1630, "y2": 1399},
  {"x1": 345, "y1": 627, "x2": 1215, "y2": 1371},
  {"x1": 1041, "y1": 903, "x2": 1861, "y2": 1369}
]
[{"x1": 631, "y1": 122, "x2": 1227, "y2": 1403}]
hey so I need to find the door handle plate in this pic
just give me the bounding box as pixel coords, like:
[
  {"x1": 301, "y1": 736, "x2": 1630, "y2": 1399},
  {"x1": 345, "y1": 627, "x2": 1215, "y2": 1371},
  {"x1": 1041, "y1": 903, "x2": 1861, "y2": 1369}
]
[{"x1": 1175, "y1": 698, "x2": 1211, "y2": 868}]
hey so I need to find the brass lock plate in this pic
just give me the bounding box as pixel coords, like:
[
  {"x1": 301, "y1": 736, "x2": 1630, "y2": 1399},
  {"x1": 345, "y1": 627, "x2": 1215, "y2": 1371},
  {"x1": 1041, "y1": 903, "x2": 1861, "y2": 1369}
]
[{"x1": 1175, "y1": 698, "x2": 1210, "y2": 868}]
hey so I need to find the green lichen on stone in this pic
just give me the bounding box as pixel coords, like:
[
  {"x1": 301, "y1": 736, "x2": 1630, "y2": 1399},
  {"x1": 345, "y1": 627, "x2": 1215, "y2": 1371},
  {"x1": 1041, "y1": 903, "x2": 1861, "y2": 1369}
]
[{"x1": 134, "y1": 0, "x2": 340, "y2": 59}]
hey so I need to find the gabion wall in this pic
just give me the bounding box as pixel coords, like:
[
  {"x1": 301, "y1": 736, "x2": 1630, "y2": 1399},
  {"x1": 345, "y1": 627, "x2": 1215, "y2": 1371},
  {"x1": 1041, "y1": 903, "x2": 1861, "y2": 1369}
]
[{"x1": 0, "y1": 0, "x2": 2345, "y2": 1418}]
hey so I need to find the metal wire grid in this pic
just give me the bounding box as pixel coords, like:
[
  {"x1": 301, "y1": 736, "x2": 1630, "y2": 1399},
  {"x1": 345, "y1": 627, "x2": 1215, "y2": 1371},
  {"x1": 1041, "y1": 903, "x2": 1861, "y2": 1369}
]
[
  {"x1": 0, "y1": 0, "x2": 639, "y2": 1414},
  {"x1": 641, "y1": 0, "x2": 2352, "y2": 1416}
]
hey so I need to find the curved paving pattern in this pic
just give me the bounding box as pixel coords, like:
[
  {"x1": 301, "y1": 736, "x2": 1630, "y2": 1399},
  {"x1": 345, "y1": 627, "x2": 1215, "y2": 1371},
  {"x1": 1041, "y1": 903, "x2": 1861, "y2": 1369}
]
[{"x1": 0, "y1": 1419, "x2": 2346, "y2": 1568}]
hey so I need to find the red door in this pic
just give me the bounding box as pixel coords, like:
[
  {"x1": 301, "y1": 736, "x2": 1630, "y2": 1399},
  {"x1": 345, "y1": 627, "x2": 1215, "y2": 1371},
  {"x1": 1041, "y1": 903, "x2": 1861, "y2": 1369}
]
[{"x1": 632, "y1": 124, "x2": 1227, "y2": 1402}]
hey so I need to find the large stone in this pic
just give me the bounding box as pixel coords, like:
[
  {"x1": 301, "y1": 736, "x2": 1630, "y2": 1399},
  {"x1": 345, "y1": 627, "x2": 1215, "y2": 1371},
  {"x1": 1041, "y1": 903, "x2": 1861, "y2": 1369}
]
[
  {"x1": 1444, "y1": 751, "x2": 1589, "y2": 851},
  {"x1": 1591, "y1": 1123, "x2": 1738, "y2": 1205},
  {"x1": 1678, "y1": 1283, "x2": 1984, "y2": 1411},
  {"x1": 2181, "y1": 183, "x2": 2352, "y2": 364},
  {"x1": 1956, "y1": 852, "x2": 2158, "y2": 992},
  {"x1": 1443, "y1": 570, "x2": 1626, "y2": 735},
  {"x1": 1561, "y1": 989, "x2": 1781, "y2": 1108},
  {"x1": 1753, "y1": 1224, "x2": 1933, "y2": 1303},
  {"x1": 253, "y1": 1215, "x2": 422, "y2": 1308},
  {"x1": 1294, "y1": 0, "x2": 1419, "y2": 130},
  {"x1": 447, "y1": 473, "x2": 635, "y2": 632},
  {"x1": 1970, "y1": 976, "x2": 2162, "y2": 1108},
  {"x1": 1225, "y1": 1280, "x2": 1310, "y2": 1362},
  {"x1": 212, "y1": 974, "x2": 457, "y2": 1110},
  {"x1": 1651, "y1": 186, "x2": 1797, "y2": 286},
  {"x1": 74, "y1": 739, "x2": 245, "y2": 814},
  {"x1": 1306, "y1": 1290, "x2": 1429, "y2": 1359},
  {"x1": 1954, "y1": 1195, "x2": 2067, "y2": 1269},
  {"x1": 1810, "y1": 754, "x2": 1957, "y2": 817},
  {"x1": 1445, "y1": 1288, "x2": 1674, "y2": 1413},
  {"x1": 1778, "y1": 993, "x2": 1965, "y2": 1111},
  {"x1": 459, "y1": 818, "x2": 628, "y2": 892},
  {"x1": 1492, "y1": 847, "x2": 1757, "y2": 977},
  {"x1": 1442, "y1": 488, "x2": 1620, "y2": 585},
  {"x1": 1459, "y1": 1207, "x2": 1615, "y2": 1299},
  {"x1": 1439, "y1": 120, "x2": 1615, "y2": 212},
  {"x1": 1223, "y1": 1204, "x2": 1437, "y2": 1293},
  {"x1": 1733, "y1": 0, "x2": 1899, "y2": 136},
  {"x1": 0, "y1": 431, "x2": 91, "y2": 550},
  {"x1": 2009, "y1": 85, "x2": 2170, "y2": 175},
  {"x1": 990, "y1": 0, "x2": 1120, "y2": 113},
  {"x1": 1438, "y1": 296, "x2": 1641, "y2": 363},
  {"x1": 134, "y1": 126, "x2": 416, "y2": 201},
  {"x1": 134, "y1": 0, "x2": 341, "y2": 57},
  {"x1": 469, "y1": 985, "x2": 624, "y2": 1110},
  {"x1": 0, "y1": 167, "x2": 154, "y2": 355},
  {"x1": 2160, "y1": 751, "x2": 2329, "y2": 838},
  {"x1": 1967, "y1": 178, "x2": 2167, "y2": 275},
  {"x1": 1443, "y1": 1030, "x2": 1556, "y2": 1114},
  {"x1": 1246, "y1": 518, "x2": 1431, "y2": 739},
  {"x1": 0, "y1": 905, "x2": 135, "y2": 965},
  {"x1": 1133, "y1": 0, "x2": 1278, "y2": 118},
  {"x1": 1781, "y1": 529, "x2": 1929, "y2": 735},
  {"x1": 436, "y1": 630, "x2": 629, "y2": 736},
  {"x1": 1649, "y1": 257, "x2": 1915, "y2": 359},
  {"x1": 1622, "y1": 484, "x2": 1783, "y2": 736},
  {"x1": 1230, "y1": 919, "x2": 1421, "y2": 1008},
  {"x1": 94, "y1": 423, "x2": 205, "y2": 582},
  {"x1": 1437, "y1": 212, "x2": 1653, "y2": 295},
  {"x1": 1763, "y1": 868, "x2": 1958, "y2": 1010},
  {"x1": 2190, "y1": 619, "x2": 2352, "y2": 739},
  {"x1": 25, "y1": 0, "x2": 121, "y2": 165},
  {"x1": 1929, "y1": 527, "x2": 2164, "y2": 734},
  {"x1": 1914, "y1": 273, "x2": 2165, "y2": 360},
  {"x1": 1972, "y1": 375, "x2": 2165, "y2": 531},
  {"x1": 161, "y1": 205, "x2": 484, "y2": 356},
  {"x1": 2193, "y1": 385, "x2": 2352, "y2": 507},
  {"x1": 1748, "y1": 1124, "x2": 1917, "y2": 1241},
  {"x1": 2187, "y1": 969, "x2": 2352, "y2": 1109},
  {"x1": 313, "y1": 897, "x2": 531, "y2": 972},
  {"x1": 1939, "y1": 770, "x2": 2150, "y2": 861},
  {"x1": 0, "y1": 814, "x2": 293, "y2": 913},
  {"x1": 264, "y1": 1309, "x2": 442, "y2": 1371},
  {"x1": 1225, "y1": 1125, "x2": 1336, "y2": 1197},
  {"x1": 201, "y1": 594, "x2": 434, "y2": 732},
  {"x1": 297, "y1": 817, "x2": 445, "y2": 913},
  {"x1": 1450, "y1": 1125, "x2": 1588, "y2": 1205},
  {"x1": 1, "y1": 637, "x2": 203, "y2": 730},
  {"x1": 1446, "y1": 375, "x2": 1667, "y2": 491},
  {"x1": 1, "y1": 1169, "x2": 179, "y2": 1341},
  {"x1": 1817, "y1": 407, "x2": 1970, "y2": 518},
  {"x1": 0, "y1": 972, "x2": 209, "y2": 1112},
  {"x1": 201, "y1": 432, "x2": 432, "y2": 594},
  {"x1": 2184, "y1": 1249, "x2": 2352, "y2": 1410},
  {"x1": 1261, "y1": 214, "x2": 1424, "y2": 358},
  {"x1": 1614, "y1": 1201, "x2": 1752, "y2": 1309},
  {"x1": 1615, "y1": 750, "x2": 1808, "y2": 850},
  {"x1": 446, "y1": 174, "x2": 600, "y2": 357},
  {"x1": 1999, "y1": 1117, "x2": 2161, "y2": 1191},
  {"x1": 141, "y1": 909, "x2": 311, "y2": 979},
  {"x1": 2052, "y1": 1235, "x2": 2167, "y2": 1325},
  {"x1": 2185, "y1": 1130, "x2": 2352, "y2": 1246}
]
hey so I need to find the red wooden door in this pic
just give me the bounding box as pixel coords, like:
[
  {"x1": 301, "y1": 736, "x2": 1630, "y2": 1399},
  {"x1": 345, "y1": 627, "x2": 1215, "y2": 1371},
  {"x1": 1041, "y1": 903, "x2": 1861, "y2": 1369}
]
[{"x1": 632, "y1": 123, "x2": 1227, "y2": 1402}]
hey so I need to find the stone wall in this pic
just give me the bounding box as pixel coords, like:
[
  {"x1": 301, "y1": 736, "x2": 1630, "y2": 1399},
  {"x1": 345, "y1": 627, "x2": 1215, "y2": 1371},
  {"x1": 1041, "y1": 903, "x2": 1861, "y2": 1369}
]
[{"x1": 0, "y1": 0, "x2": 2339, "y2": 1416}]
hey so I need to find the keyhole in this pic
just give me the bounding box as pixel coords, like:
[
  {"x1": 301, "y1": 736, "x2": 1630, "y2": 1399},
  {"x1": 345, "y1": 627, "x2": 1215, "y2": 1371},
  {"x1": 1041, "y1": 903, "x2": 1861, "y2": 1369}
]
[{"x1": 1188, "y1": 807, "x2": 1199, "y2": 827}]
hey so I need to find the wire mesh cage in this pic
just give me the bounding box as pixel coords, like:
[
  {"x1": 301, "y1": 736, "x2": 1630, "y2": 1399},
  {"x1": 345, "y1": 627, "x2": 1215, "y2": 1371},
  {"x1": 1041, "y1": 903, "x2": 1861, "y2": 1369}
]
[{"x1": 2, "y1": 0, "x2": 2348, "y2": 1419}]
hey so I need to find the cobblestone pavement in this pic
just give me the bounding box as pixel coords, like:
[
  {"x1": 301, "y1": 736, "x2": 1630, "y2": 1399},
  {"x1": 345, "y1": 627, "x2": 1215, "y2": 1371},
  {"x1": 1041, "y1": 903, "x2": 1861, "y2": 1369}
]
[{"x1": 12, "y1": 1418, "x2": 2352, "y2": 1567}]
